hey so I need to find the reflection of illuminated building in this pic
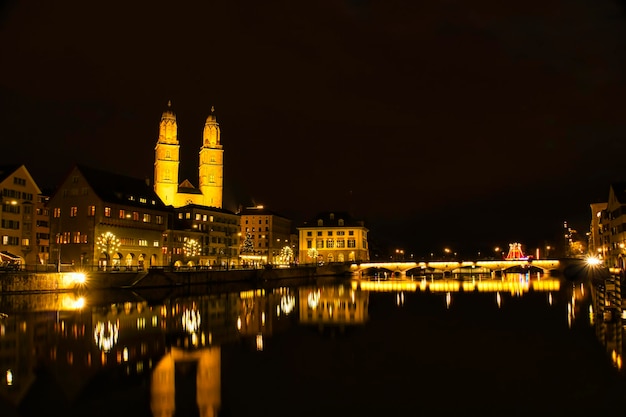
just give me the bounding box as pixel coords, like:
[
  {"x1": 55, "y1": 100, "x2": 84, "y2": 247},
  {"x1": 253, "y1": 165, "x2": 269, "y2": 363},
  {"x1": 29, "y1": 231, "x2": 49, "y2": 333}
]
[
  {"x1": 298, "y1": 285, "x2": 368, "y2": 327},
  {"x1": 151, "y1": 347, "x2": 221, "y2": 417},
  {"x1": 353, "y1": 275, "x2": 560, "y2": 294},
  {"x1": 235, "y1": 288, "x2": 292, "y2": 351},
  {"x1": 0, "y1": 312, "x2": 41, "y2": 408},
  {"x1": 590, "y1": 274, "x2": 624, "y2": 372}
]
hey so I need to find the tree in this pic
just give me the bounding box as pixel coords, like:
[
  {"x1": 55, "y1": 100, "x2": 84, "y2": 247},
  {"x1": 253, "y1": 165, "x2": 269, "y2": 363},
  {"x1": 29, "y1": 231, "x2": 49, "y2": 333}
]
[
  {"x1": 96, "y1": 232, "x2": 121, "y2": 256},
  {"x1": 184, "y1": 238, "x2": 199, "y2": 259},
  {"x1": 278, "y1": 245, "x2": 293, "y2": 264},
  {"x1": 241, "y1": 232, "x2": 255, "y2": 254}
]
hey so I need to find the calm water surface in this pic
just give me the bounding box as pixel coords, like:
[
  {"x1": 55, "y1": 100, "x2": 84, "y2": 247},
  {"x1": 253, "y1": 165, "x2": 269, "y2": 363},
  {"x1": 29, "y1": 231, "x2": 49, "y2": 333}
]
[{"x1": 1, "y1": 273, "x2": 625, "y2": 417}]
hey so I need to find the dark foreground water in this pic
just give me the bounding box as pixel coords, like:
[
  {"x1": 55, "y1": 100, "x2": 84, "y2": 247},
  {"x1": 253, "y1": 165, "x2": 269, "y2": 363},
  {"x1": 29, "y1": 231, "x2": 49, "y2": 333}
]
[{"x1": 1, "y1": 273, "x2": 625, "y2": 417}]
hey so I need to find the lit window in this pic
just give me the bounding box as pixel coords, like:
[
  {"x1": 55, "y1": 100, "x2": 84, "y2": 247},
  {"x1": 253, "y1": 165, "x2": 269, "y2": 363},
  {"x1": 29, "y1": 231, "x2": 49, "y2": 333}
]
[{"x1": 104, "y1": 207, "x2": 111, "y2": 217}]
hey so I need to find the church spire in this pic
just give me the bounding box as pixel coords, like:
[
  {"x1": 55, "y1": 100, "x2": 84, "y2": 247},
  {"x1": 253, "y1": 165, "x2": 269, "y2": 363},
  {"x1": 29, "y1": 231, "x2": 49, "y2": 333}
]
[{"x1": 154, "y1": 100, "x2": 180, "y2": 205}]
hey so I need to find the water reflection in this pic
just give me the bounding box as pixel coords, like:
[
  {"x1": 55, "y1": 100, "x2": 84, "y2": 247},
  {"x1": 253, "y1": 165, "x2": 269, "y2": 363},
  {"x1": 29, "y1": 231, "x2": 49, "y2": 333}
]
[{"x1": 0, "y1": 273, "x2": 624, "y2": 416}]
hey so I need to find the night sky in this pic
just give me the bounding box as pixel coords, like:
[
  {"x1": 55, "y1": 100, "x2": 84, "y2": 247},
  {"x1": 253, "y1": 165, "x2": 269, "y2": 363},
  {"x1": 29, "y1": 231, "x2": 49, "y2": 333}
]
[{"x1": 2, "y1": 0, "x2": 626, "y2": 258}]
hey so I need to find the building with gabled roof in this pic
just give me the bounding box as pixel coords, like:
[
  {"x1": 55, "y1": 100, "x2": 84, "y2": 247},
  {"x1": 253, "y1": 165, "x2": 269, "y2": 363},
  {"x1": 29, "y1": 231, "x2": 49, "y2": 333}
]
[
  {"x1": 604, "y1": 182, "x2": 626, "y2": 269},
  {"x1": 48, "y1": 164, "x2": 171, "y2": 270},
  {"x1": 0, "y1": 164, "x2": 47, "y2": 267}
]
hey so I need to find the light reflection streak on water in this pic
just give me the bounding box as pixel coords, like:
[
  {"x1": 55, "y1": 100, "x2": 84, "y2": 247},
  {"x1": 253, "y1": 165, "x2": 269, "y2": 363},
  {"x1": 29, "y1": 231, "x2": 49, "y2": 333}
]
[{"x1": 353, "y1": 274, "x2": 560, "y2": 294}]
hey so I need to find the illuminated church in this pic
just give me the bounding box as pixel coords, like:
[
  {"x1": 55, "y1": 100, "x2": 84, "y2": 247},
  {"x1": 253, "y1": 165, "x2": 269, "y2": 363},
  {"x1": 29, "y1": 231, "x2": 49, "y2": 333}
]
[{"x1": 154, "y1": 101, "x2": 224, "y2": 208}]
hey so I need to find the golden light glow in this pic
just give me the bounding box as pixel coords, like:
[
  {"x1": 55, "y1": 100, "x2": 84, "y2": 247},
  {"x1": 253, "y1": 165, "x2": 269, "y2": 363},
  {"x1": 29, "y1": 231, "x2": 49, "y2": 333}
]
[
  {"x1": 6, "y1": 369, "x2": 13, "y2": 386},
  {"x1": 351, "y1": 277, "x2": 560, "y2": 293},
  {"x1": 96, "y1": 231, "x2": 121, "y2": 254},
  {"x1": 280, "y1": 294, "x2": 295, "y2": 314},
  {"x1": 60, "y1": 272, "x2": 87, "y2": 288},
  {"x1": 94, "y1": 320, "x2": 119, "y2": 352},
  {"x1": 182, "y1": 308, "x2": 201, "y2": 334},
  {"x1": 586, "y1": 256, "x2": 602, "y2": 266},
  {"x1": 60, "y1": 294, "x2": 86, "y2": 310},
  {"x1": 183, "y1": 238, "x2": 200, "y2": 258}
]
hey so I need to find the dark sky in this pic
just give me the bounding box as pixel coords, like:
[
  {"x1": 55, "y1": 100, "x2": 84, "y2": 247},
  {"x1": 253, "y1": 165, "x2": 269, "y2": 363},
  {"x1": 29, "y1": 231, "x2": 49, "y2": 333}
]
[{"x1": 2, "y1": 0, "x2": 626, "y2": 258}]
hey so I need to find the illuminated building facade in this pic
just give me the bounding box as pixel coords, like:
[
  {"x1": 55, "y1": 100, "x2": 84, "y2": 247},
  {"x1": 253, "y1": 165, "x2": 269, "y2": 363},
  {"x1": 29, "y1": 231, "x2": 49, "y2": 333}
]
[
  {"x1": 589, "y1": 201, "x2": 608, "y2": 261},
  {"x1": 238, "y1": 205, "x2": 295, "y2": 265},
  {"x1": 154, "y1": 101, "x2": 223, "y2": 209},
  {"x1": 166, "y1": 204, "x2": 240, "y2": 268},
  {"x1": 601, "y1": 182, "x2": 626, "y2": 270},
  {"x1": 297, "y1": 211, "x2": 369, "y2": 265},
  {"x1": 0, "y1": 164, "x2": 48, "y2": 267},
  {"x1": 48, "y1": 165, "x2": 170, "y2": 269}
]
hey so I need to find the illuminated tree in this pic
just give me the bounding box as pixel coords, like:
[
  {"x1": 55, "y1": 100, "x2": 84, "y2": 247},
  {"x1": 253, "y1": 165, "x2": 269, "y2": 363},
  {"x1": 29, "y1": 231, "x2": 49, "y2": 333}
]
[
  {"x1": 96, "y1": 232, "x2": 121, "y2": 256},
  {"x1": 184, "y1": 238, "x2": 199, "y2": 258},
  {"x1": 279, "y1": 245, "x2": 293, "y2": 264},
  {"x1": 241, "y1": 232, "x2": 255, "y2": 254},
  {"x1": 307, "y1": 248, "x2": 318, "y2": 263}
]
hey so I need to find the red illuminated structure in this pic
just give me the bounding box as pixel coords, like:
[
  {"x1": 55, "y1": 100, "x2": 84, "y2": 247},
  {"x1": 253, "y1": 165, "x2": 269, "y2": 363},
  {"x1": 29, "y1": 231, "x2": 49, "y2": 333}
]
[{"x1": 505, "y1": 243, "x2": 526, "y2": 260}]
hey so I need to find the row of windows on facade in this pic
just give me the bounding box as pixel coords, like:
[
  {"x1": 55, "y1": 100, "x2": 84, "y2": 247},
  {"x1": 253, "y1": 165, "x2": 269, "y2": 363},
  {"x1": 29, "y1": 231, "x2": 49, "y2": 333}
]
[
  {"x1": 53, "y1": 207, "x2": 165, "y2": 225},
  {"x1": 1, "y1": 235, "x2": 50, "y2": 254},
  {"x1": 244, "y1": 218, "x2": 270, "y2": 224},
  {"x1": 3, "y1": 187, "x2": 33, "y2": 201},
  {"x1": 1, "y1": 203, "x2": 48, "y2": 218},
  {"x1": 306, "y1": 239, "x2": 359, "y2": 249},
  {"x1": 54, "y1": 232, "x2": 235, "y2": 247},
  {"x1": 55, "y1": 232, "x2": 161, "y2": 247},
  {"x1": 52, "y1": 206, "x2": 240, "y2": 226},
  {"x1": 1, "y1": 231, "x2": 50, "y2": 243},
  {"x1": 245, "y1": 227, "x2": 270, "y2": 233},
  {"x1": 178, "y1": 212, "x2": 237, "y2": 223},
  {"x1": 306, "y1": 230, "x2": 355, "y2": 237}
]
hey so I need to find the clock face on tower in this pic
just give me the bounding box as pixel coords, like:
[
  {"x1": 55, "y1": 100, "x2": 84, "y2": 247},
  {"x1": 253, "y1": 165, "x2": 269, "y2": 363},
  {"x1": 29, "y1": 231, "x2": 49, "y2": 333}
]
[{"x1": 186, "y1": 199, "x2": 193, "y2": 205}]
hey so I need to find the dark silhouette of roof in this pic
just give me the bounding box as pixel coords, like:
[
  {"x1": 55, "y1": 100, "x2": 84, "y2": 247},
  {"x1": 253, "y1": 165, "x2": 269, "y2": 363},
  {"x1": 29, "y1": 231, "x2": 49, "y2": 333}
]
[
  {"x1": 610, "y1": 182, "x2": 626, "y2": 204},
  {"x1": 0, "y1": 164, "x2": 22, "y2": 183},
  {"x1": 300, "y1": 211, "x2": 366, "y2": 228},
  {"x1": 238, "y1": 206, "x2": 289, "y2": 219},
  {"x1": 74, "y1": 164, "x2": 169, "y2": 210},
  {"x1": 175, "y1": 203, "x2": 238, "y2": 215}
]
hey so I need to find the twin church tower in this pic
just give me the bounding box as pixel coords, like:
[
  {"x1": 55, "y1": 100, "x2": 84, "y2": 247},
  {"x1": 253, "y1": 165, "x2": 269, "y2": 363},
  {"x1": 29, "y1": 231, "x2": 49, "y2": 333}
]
[{"x1": 153, "y1": 101, "x2": 224, "y2": 208}]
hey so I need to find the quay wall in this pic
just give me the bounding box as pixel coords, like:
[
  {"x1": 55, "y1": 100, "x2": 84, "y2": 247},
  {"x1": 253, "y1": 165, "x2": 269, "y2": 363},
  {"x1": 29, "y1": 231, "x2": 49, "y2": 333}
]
[{"x1": 0, "y1": 264, "x2": 351, "y2": 293}]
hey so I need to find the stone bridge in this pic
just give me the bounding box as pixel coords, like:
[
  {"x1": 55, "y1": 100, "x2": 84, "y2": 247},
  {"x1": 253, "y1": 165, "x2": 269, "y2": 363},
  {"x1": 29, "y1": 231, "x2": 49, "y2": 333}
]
[{"x1": 350, "y1": 259, "x2": 564, "y2": 277}]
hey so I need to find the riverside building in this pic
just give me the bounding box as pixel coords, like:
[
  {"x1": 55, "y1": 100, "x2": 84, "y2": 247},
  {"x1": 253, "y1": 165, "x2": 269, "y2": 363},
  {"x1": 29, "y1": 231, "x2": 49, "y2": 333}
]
[{"x1": 297, "y1": 211, "x2": 369, "y2": 265}]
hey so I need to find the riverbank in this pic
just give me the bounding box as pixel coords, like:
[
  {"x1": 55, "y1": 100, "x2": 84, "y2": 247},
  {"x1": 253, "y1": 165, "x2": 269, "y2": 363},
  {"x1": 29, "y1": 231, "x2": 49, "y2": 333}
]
[{"x1": 0, "y1": 263, "x2": 352, "y2": 293}]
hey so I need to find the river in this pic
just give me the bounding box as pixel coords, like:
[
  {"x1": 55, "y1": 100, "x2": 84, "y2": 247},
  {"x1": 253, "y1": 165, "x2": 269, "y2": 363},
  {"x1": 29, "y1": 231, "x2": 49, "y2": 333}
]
[{"x1": 0, "y1": 272, "x2": 624, "y2": 416}]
